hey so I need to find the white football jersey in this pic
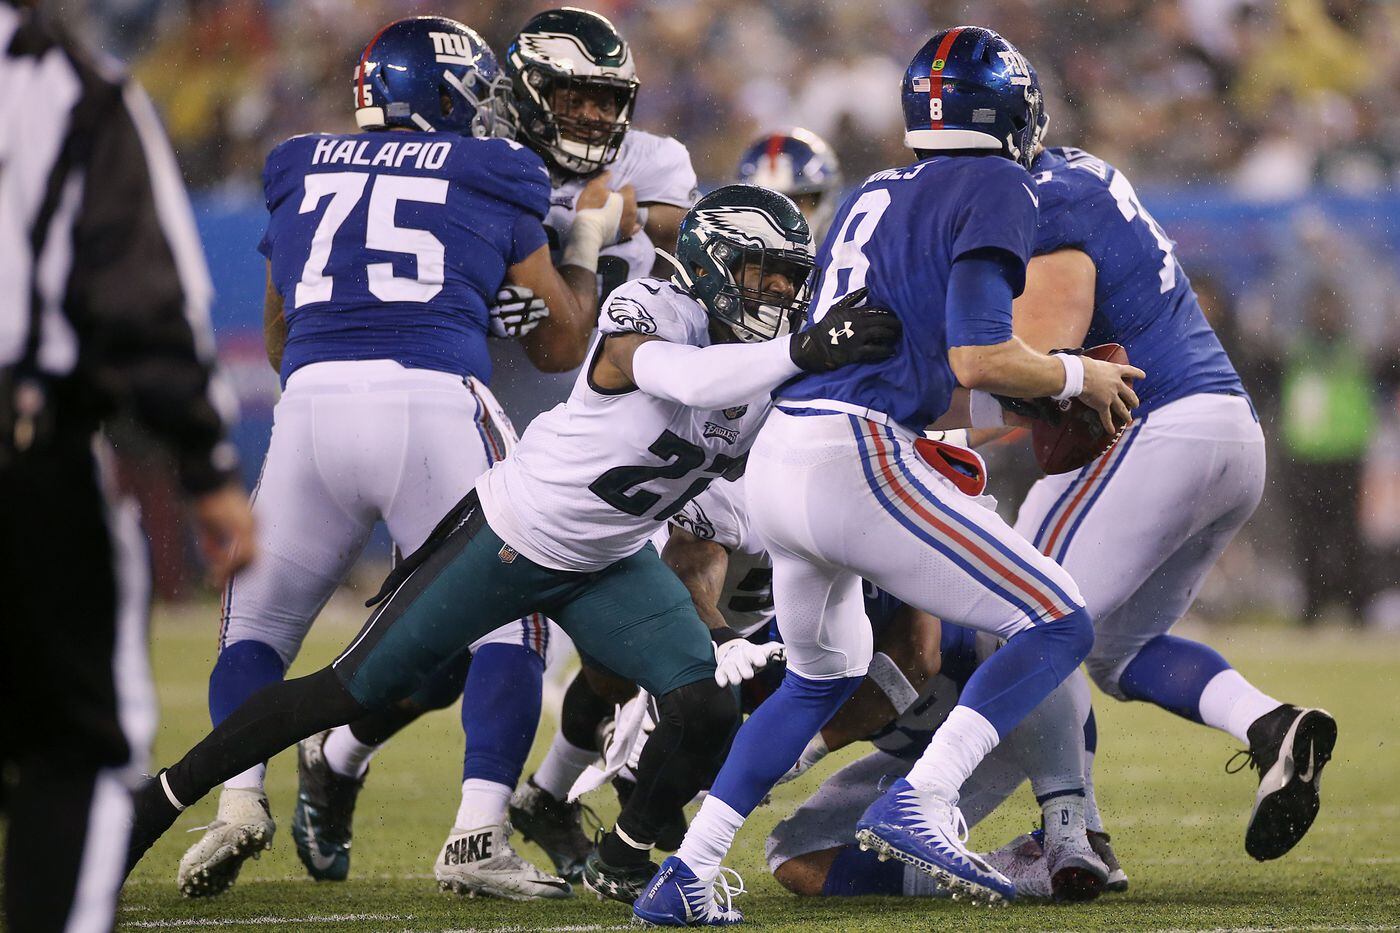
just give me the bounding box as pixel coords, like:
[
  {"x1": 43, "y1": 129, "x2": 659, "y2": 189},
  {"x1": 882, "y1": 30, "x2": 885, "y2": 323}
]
[
  {"x1": 546, "y1": 130, "x2": 698, "y2": 293},
  {"x1": 670, "y1": 475, "x2": 775, "y2": 637},
  {"x1": 476, "y1": 277, "x2": 772, "y2": 573}
]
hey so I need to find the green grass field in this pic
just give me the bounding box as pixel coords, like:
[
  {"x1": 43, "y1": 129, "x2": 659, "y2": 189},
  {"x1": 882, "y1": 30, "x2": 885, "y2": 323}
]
[{"x1": 118, "y1": 599, "x2": 1400, "y2": 931}]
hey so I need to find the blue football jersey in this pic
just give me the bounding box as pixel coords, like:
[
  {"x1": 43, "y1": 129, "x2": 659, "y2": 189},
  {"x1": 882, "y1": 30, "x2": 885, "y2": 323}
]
[
  {"x1": 779, "y1": 154, "x2": 1039, "y2": 432},
  {"x1": 1030, "y1": 147, "x2": 1246, "y2": 414},
  {"x1": 259, "y1": 131, "x2": 551, "y2": 384}
]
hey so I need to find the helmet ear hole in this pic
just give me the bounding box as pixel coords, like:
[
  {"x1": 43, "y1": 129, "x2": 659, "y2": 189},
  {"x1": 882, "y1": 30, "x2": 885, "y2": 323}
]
[{"x1": 439, "y1": 86, "x2": 454, "y2": 117}]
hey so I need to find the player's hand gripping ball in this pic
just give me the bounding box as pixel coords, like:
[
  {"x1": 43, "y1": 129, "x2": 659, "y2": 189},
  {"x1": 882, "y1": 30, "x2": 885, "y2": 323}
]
[{"x1": 1032, "y1": 343, "x2": 1136, "y2": 475}]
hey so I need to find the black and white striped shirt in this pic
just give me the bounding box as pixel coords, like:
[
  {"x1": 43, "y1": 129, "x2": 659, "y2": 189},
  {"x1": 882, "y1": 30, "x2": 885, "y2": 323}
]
[{"x1": 0, "y1": 1, "x2": 237, "y2": 492}]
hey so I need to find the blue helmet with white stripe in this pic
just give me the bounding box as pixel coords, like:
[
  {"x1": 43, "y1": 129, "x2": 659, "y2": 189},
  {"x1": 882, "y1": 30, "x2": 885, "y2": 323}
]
[
  {"x1": 901, "y1": 26, "x2": 1044, "y2": 169},
  {"x1": 735, "y1": 128, "x2": 843, "y2": 240},
  {"x1": 353, "y1": 16, "x2": 510, "y2": 138}
]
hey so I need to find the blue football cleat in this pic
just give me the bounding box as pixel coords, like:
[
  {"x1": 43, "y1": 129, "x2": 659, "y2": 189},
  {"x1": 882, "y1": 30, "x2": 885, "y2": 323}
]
[
  {"x1": 854, "y1": 778, "x2": 1015, "y2": 904},
  {"x1": 632, "y1": 856, "x2": 744, "y2": 926}
]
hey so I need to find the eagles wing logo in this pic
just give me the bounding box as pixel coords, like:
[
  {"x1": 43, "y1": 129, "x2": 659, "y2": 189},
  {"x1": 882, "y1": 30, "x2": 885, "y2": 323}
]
[
  {"x1": 606, "y1": 296, "x2": 657, "y2": 334},
  {"x1": 671, "y1": 503, "x2": 716, "y2": 540},
  {"x1": 691, "y1": 205, "x2": 811, "y2": 250}
]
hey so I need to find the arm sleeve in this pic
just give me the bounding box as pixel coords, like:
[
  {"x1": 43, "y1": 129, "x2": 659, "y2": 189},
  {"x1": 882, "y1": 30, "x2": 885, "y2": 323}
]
[
  {"x1": 70, "y1": 80, "x2": 238, "y2": 494},
  {"x1": 945, "y1": 249, "x2": 1017, "y2": 347},
  {"x1": 951, "y1": 160, "x2": 1038, "y2": 294},
  {"x1": 631, "y1": 337, "x2": 800, "y2": 410}
]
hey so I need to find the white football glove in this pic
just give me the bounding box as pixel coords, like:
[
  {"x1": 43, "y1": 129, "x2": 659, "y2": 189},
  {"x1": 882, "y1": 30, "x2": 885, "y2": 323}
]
[
  {"x1": 714, "y1": 639, "x2": 786, "y2": 688},
  {"x1": 488, "y1": 285, "x2": 549, "y2": 339}
]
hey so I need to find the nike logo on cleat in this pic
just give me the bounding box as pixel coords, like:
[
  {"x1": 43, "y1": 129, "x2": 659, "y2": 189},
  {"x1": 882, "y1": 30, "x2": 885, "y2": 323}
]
[{"x1": 1298, "y1": 741, "x2": 1316, "y2": 783}]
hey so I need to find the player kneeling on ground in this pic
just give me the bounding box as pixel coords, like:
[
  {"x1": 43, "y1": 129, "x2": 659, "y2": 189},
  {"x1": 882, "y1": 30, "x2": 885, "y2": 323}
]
[{"x1": 121, "y1": 185, "x2": 901, "y2": 896}]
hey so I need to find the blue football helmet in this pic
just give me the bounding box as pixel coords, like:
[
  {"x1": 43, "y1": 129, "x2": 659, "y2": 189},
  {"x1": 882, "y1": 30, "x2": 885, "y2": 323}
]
[
  {"x1": 735, "y1": 128, "x2": 843, "y2": 240},
  {"x1": 901, "y1": 26, "x2": 1044, "y2": 169},
  {"x1": 353, "y1": 16, "x2": 509, "y2": 137}
]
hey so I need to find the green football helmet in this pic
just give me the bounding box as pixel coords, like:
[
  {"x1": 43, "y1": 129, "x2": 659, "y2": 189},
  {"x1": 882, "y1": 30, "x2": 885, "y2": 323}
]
[
  {"x1": 662, "y1": 185, "x2": 815, "y2": 344},
  {"x1": 505, "y1": 8, "x2": 639, "y2": 175}
]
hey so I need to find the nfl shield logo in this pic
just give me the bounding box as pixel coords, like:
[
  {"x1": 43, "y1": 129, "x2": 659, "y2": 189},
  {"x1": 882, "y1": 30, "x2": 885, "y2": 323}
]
[
  {"x1": 498, "y1": 544, "x2": 518, "y2": 564},
  {"x1": 722, "y1": 405, "x2": 748, "y2": 420}
]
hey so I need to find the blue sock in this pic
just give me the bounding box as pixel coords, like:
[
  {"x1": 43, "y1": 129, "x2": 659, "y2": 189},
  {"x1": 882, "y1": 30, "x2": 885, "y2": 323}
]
[
  {"x1": 461, "y1": 643, "x2": 544, "y2": 785},
  {"x1": 710, "y1": 669, "x2": 861, "y2": 817},
  {"x1": 821, "y1": 844, "x2": 905, "y2": 896},
  {"x1": 957, "y1": 606, "x2": 1094, "y2": 736},
  {"x1": 209, "y1": 639, "x2": 285, "y2": 726},
  {"x1": 1118, "y1": 634, "x2": 1231, "y2": 723}
]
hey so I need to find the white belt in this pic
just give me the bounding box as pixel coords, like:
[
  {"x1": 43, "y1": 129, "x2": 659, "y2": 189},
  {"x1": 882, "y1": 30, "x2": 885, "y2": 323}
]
[{"x1": 775, "y1": 397, "x2": 893, "y2": 427}]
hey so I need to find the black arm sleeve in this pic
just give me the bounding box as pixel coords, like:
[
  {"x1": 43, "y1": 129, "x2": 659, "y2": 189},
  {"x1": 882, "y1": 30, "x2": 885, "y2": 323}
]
[{"x1": 67, "y1": 80, "x2": 238, "y2": 494}]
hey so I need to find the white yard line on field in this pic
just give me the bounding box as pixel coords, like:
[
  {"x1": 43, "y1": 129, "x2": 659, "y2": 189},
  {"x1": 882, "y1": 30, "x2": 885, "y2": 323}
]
[{"x1": 123, "y1": 915, "x2": 415, "y2": 929}]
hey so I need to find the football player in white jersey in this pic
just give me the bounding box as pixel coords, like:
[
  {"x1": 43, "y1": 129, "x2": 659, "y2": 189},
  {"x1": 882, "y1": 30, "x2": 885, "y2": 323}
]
[
  {"x1": 176, "y1": 17, "x2": 617, "y2": 899},
  {"x1": 297, "y1": 7, "x2": 704, "y2": 898},
  {"x1": 123, "y1": 186, "x2": 902, "y2": 910}
]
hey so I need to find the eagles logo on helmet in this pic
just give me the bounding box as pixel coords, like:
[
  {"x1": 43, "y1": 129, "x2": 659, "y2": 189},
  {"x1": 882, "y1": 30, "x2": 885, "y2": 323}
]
[
  {"x1": 660, "y1": 185, "x2": 815, "y2": 345},
  {"x1": 504, "y1": 8, "x2": 640, "y2": 176}
]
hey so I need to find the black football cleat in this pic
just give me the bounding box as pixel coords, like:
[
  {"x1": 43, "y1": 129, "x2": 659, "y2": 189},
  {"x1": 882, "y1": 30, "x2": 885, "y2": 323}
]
[
  {"x1": 291, "y1": 730, "x2": 365, "y2": 881},
  {"x1": 509, "y1": 776, "x2": 596, "y2": 882},
  {"x1": 1231, "y1": 704, "x2": 1337, "y2": 861},
  {"x1": 1087, "y1": 830, "x2": 1128, "y2": 892},
  {"x1": 612, "y1": 774, "x2": 688, "y2": 852},
  {"x1": 580, "y1": 847, "x2": 659, "y2": 906}
]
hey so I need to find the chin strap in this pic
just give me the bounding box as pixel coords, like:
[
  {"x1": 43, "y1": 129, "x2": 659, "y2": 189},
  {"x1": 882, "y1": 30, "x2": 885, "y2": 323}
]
[{"x1": 653, "y1": 247, "x2": 695, "y2": 292}]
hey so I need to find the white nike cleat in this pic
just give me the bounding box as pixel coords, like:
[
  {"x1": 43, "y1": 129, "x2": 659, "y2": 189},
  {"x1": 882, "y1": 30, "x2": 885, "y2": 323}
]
[
  {"x1": 435, "y1": 822, "x2": 574, "y2": 900},
  {"x1": 176, "y1": 787, "x2": 275, "y2": 897},
  {"x1": 1043, "y1": 828, "x2": 1108, "y2": 902},
  {"x1": 981, "y1": 832, "x2": 1051, "y2": 899}
]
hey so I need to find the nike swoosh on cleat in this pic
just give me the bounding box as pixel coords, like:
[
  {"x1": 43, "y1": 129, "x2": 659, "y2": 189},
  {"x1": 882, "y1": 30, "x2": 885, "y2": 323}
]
[{"x1": 1298, "y1": 741, "x2": 1316, "y2": 783}]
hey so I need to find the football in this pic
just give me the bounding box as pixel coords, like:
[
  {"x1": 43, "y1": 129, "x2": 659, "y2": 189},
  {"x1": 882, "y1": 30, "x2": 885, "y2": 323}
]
[{"x1": 1031, "y1": 343, "x2": 1134, "y2": 475}]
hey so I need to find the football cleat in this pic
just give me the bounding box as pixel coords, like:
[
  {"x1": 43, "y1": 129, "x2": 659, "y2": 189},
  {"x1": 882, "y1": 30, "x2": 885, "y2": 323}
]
[
  {"x1": 854, "y1": 778, "x2": 1014, "y2": 904},
  {"x1": 176, "y1": 787, "x2": 275, "y2": 897},
  {"x1": 632, "y1": 856, "x2": 745, "y2": 926},
  {"x1": 435, "y1": 822, "x2": 573, "y2": 900},
  {"x1": 581, "y1": 847, "x2": 658, "y2": 905},
  {"x1": 1044, "y1": 827, "x2": 1108, "y2": 902},
  {"x1": 614, "y1": 775, "x2": 688, "y2": 852},
  {"x1": 291, "y1": 730, "x2": 364, "y2": 882},
  {"x1": 1088, "y1": 830, "x2": 1129, "y2": 892},
  {"x1": 509, "y1": 776, "x2": 597, "y2": 881},
  {"x1": 981, "y1": 831, "x2": 1051, "y2": 899},
  {"x1": 1231, "y1": 704, "x2": 1338, "y2": 861}
]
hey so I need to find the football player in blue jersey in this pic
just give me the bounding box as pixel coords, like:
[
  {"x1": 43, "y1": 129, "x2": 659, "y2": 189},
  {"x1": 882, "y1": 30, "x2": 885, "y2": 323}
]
[
  {"x1": 991, "y1": 142, "x2": 1335, "y2": 867},
  {"x1": 176, "y1": 16, "x2": 617, "y2": 899},
  {"x1": 635, "y1": 27, "x2": 1145, "y2": 924},
  {"x1": 735, "y1": 129, "x2": 843, "y2": 242}
]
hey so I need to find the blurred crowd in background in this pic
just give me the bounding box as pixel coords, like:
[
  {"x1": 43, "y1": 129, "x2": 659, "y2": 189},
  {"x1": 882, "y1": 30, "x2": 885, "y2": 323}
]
[{"x1": 53, "y1": 0, "x2": 1400, "y2": 628}]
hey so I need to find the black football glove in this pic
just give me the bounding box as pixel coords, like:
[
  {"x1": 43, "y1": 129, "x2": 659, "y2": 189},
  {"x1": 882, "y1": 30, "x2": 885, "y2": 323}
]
[{"x1": 790, "y1": 288, "x2": 902, "y2": 373}]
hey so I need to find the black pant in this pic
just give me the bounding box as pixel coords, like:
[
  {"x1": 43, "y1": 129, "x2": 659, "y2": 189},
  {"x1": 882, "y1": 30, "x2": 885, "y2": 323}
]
[
  {"x1": 1, "y1": 439, "x2": 150, "y2": 933},
  {"x1": 1284, "y1": 457, "x2": 1369, "y2": 621}
]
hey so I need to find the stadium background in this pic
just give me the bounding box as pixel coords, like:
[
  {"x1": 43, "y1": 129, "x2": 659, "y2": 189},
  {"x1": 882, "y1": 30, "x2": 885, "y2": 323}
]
[{"x1": 60, "y1": 0, "x2": 1399, "y2": 629}]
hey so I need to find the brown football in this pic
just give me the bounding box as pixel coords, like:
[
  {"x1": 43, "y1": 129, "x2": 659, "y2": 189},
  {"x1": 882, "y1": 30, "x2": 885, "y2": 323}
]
[{"x1": 1030, "y1": 343, "x2": 1133, "y2": 475}]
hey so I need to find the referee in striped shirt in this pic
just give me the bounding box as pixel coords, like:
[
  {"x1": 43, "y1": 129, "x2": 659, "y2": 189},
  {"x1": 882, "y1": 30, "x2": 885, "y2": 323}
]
[{"x1": 0, "y1": 3, "x2": 256, "y2": 930}]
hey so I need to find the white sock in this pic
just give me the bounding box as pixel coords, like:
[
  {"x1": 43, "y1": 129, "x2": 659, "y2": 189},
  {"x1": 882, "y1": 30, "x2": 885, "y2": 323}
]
[
  {"x1": 1197, "y1": 669, "x2": 1282, "y2": 744},
  {"x1": 676, "y1": 795, "x2": 745, "y2": 885},
  {"x1": 223, "y1": 763, "x2": 265, "y2": 792},
  {"x1": 323, "y1": 725, "x2": 377, "y2": 779},
  {"x1": 454, "y1": 778, "x2": 512, "y2": 832},
  {"x1": 905, "y1": 706, "x2": 1000, "y2": 798},
  {"x1": 1082, "y1": 750, "x2": 1105, "y2": 833},
  {"x1": 1041, "y1": 792, "x2": 1087, "y2": 848},
  {"x1": 533, "y1": 732, "x2": 599, "y2": 800}
]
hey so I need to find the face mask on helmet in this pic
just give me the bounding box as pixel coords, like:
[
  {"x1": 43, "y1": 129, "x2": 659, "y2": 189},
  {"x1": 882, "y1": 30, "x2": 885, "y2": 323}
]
[{"x1": 703, "y1": 240, "x2": 814, "y2": 343}]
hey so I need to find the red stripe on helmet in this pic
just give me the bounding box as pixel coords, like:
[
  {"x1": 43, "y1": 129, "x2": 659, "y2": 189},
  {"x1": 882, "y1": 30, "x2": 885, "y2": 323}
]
[
  {"x1": 357, "y1": 18, "x2": 403, "y2": 111},
  {"x1": 928, "y1": 27, "x2": 964, "y2": 130},
  {"x1": 765, "y1": 133, "x2": 785, "y2": 173}
]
